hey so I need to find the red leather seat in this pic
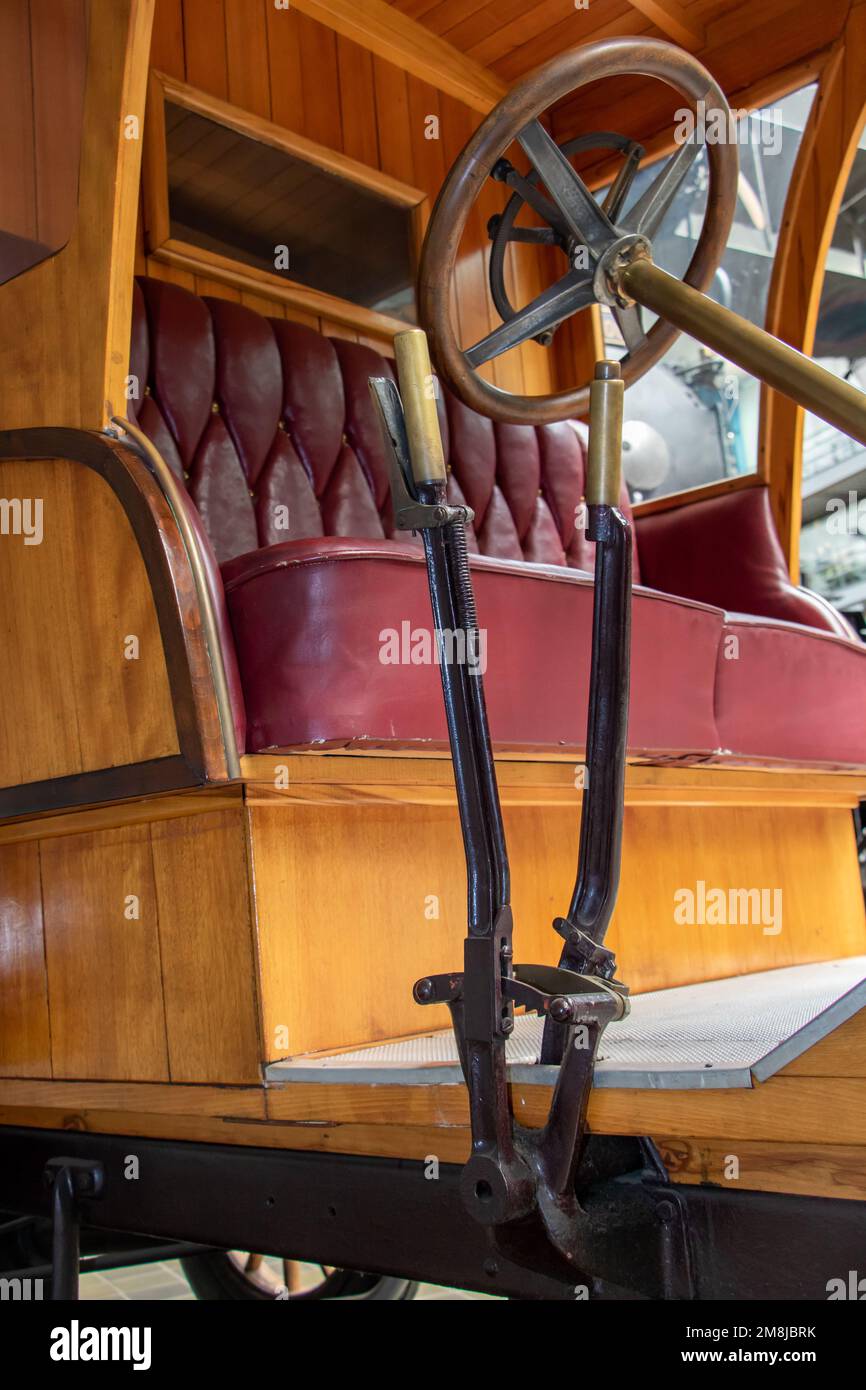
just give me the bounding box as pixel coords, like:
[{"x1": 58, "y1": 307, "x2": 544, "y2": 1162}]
[{"x1": 129, "y1": 277, "x2": 866, "y2": 768}]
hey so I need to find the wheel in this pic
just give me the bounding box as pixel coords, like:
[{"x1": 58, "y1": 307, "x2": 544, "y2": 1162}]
[
  {"x1": 180, "y1": 1250, "x2": 417, "y2": 1301},
  {"x1": 419, "y1": 36, "x2": 738, "y2": 424}
]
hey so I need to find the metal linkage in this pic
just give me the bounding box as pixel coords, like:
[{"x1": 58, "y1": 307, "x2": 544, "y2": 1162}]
[
  {"x1": 371, "y1": 365, "x2": 531, "y2": 1221},
  {"x1": 542, "y1": 361, "x2": 632, "y2": 1064},
  {"x1": 371, "y1": 338, "x2": 637, "y2": 1278},
  {"x1": 43, "y1": 1157, "x2": 104, "y2": 1300}
]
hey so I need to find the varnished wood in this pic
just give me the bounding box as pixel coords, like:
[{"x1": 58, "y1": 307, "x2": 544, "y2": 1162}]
[
  {"x1": 147, "y1": 69, "x2": 427, "y2": 220},
  {"x1": 777, "y1": 1002, "x2": 866, "y2": 1077},
  {"x1": 655, "y1": 1136, "x2": 866, "y2": 1203},
  {"x1": 264, "y1": 1074, "x2": 866, "y2": 1148},
  {"x1": 150, "y1": 240, "x2": 415, "y2": 340},
  {"x1": 40, "y1": 824, "x2": 170, "y2": 1081},
  {"x1": 245, "y1": 791, "x2": 866, "y2": 1056},
  {"x1": 145, "y1": 1, "x2": 555, "y2": 393},
  {"x1": 627, "y1": 0, "x2": 704, "y2": 51},
  {"x1": 0, "y1": 0, "x2": 154, "y2": 430},
  {"x1": 761, "y1": 3, "x2": 866, "y2": 574},
  {"x1": 2, "y1": 756, "x2": 862, "y2": 1077},
  {"x1": 1, "y1": 798, "x2": 264, "y2": 1086},
  {"x1": 551, "y1": 0, "x2": 849, "y2": 151},
  {"x1": 0, "y1": 430, "x2": 237, "y2": 807},
  {"x1": 143, "y1": 68, "x2": 171, "y2": 251},
  {"x1": 241, "y1": 753, "x2": 866, "y2": 808},
  {"x1": 288, "y1": 0, "x2": 507, "y2": 113},
  {"x1": 0, "y1": 842, "x2": 50, "y2": 1079},
  {"x1": 0, "y1": 787, "x2": 240, "y2": 848},
  {"x1": 0, "y1": 459, "x2": 177, "y2": 789},
  {"x1": 0, "y1": 1104, "x2": 466, "y2": 1162},
  {"x1": 0, "y1": 2, "x2": 87, "y2": 251},
  {"x1": 0, "y1": 1078, "x2": 265, "y2": 1118},
  {"x1": 150, "y1": 809, "x2": 262, "y2": 1084}
]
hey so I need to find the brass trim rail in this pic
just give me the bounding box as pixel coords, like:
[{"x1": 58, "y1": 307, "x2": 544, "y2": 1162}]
[{"x1": 111, "y1": 417, "x2": 242, "y2": 780}]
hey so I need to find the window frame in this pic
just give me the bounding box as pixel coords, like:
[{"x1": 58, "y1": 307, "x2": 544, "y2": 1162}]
[{"x1": 143, "y1": 71, "x2": 429, "y2": 340}]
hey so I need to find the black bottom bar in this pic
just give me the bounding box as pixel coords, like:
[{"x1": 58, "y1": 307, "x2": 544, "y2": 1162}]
[{"x1": 3, "y1": 1126, "x2": 866, "y2": 1303}]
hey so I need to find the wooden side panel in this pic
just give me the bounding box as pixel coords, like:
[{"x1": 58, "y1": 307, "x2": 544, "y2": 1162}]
[
  {"x1": 656, "y1": 1137, "x2": 866, "y2": 1202},
  {"x1": 249, "y1": 797, "x2": 866, "y2": 1058},
  {"x1": 0, "y1": 0, "x2": 86, "y2": 250},
  {"x1": 29, "y1": 0, "x2": 88, "y2": 251},
  {"x1": 147, "y1": 0, "x2": 557, "y2": 393},
  {"x1": 0, "y1": 841, "x2": 51, "y2": 1077},
  {"x1": 0, "y1": 0, "x2": 38, "y2": 242},
  {"x1": 40, "y1": 825, "x2": 169, "y2": 1081},
  {"x1": 0, "y1": 0, "x2": 154, "y2": 430},
  {"x1": 150, "y1": 809, "x2": 262, "y2": 1084},
  {"x1": 0, "y1": 459, "x2": 179, "y2": 789},
  {"x1": 607, "y1": 805, "x2": 866, "y2": 992},
  {"x1": 1, "y1": 798, "x2": 262, "y2": 1085},
  {"x1": 247, "y1": 801, "x2": 479, "y2": 1058},
  {"x1": 777, "y1": 1003, "x2": 866, "y2": 1078},
  {"x1": 265, "y1": 1073, "x2": 866, "y2": 1147}
]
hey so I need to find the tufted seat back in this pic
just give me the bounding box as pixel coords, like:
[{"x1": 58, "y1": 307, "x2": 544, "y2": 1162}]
[{"x1": 129, "y1": 277, "x2": 639, "y2": 578}]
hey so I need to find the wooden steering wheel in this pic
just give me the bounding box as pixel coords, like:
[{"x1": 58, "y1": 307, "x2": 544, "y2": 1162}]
[{"x1": 419, "y1": 38, "x2": 739, "y2": 424}]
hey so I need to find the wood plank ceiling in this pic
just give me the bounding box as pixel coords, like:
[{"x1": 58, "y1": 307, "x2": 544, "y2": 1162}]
[{"x1": 389, "y1": 0, "x2": 853, "y2": 146}]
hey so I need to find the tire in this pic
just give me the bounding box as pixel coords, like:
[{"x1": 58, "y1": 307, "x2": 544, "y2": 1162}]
[{"x1": 180, "y1": 1250, "x2": 417, "y2": 1301}]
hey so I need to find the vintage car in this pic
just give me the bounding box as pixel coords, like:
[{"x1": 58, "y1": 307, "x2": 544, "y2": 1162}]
[{"x1": 1, "y1": 0, "x2": 865, "y2": 1306}]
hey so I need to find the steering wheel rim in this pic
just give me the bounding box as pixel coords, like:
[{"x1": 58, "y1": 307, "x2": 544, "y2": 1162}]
[{"x1": 419, "y1": 37, "x2": 739, "y2": 425}]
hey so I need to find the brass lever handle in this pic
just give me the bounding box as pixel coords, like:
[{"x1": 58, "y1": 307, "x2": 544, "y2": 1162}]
[
  {"x1": 586, "y1": 359, "x2": 624, "y2": 506},
  {"x1": 394, "y1": 328, "x2": 448, "y2": 487}
]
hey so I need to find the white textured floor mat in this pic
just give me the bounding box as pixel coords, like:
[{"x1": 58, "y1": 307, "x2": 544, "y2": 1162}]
[{"x1": 266, "y1": 955, "x2": 866, "y2": 1090}]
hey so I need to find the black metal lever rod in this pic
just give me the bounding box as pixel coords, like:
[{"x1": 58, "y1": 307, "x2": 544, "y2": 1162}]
[
  {"x1": 370, "y1": 351, "x2": 533, "y2": 1224},
  {"x1": 542, "y1": 362, "x2": 632, "y2": 1065},
  {"x1": 372, "y1": 341, "x2": 632, "y2": 1252}
]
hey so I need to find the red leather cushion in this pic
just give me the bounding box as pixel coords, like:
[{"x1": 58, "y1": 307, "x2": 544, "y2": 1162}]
[
  {"x1": 222, "y1": 538, "x2": 719, "y2": 755},
  {"x1": 716, "y1": 614, "x2": 866, "y2": 765},
  {"x1": 130, "y1": 277, "x2": 866, "y2": 768},
  {"x1": 130, "y1": 277, "x2": 637, "y2": 573},
  {"x1": 636, "y1": 485, "x2": 854, "y2": 640}
]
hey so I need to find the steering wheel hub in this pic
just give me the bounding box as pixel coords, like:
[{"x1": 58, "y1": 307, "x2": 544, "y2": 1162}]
[{"x1": 593, "y1": 233, "x2": 653, "y2": 309}]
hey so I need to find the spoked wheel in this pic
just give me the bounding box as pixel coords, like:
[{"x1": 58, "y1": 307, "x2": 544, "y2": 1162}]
[
  {"x1": 420, "y1": 36, "x2": 738, "y2": 424},
  {"x1": 180, "y1": 1250, "x2": 417, "y2": 1301}
]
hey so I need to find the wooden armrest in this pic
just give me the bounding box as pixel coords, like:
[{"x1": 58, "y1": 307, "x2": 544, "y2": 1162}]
[{"x1": 0, "y1": 427, "x2": 239, "y2": 817}]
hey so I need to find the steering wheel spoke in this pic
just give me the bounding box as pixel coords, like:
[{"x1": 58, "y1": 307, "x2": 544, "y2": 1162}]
[
  {"x1": 466, "y1": 270, "x2": 594, "y2": 367},
  {"x1": 611, "y1": 302, "x2": 646, "y2": 353},
  {"x1": 621, "y1": 137, "x2": 701, "y2": 238},
  {"x1": 492, "y1": 222, "x2": 561, "y2": 246},
  {"x1": 494, "y1": 162, "x2": 571, "y2": 239},
  {"x1": 517, "y1": 120, "x2": 617, "y2": 259},
  {"x1": 601, "y1": 141, "x2": 644, "y2": 223}
]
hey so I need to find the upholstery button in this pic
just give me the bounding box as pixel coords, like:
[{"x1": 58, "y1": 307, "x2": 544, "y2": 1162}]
[
  {"x1": 183, "y1": 469, "x2": 190, "y2": 481},
  {"x1": 249, "y1": 489, "x2": 255, "y2": 499},
  {"x1": 144, "y1": 384, "x2": 151, "y2": 396},
  {"x1": 277, "y1": 420, "x2": 286, "y2": 432},
  {"x1": 211, "y1": 401, "x2": 220, "y2": 414}
]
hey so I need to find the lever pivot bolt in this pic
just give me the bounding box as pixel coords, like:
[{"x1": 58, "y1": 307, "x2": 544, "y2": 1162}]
[{"x1": 549, "y1": 996, "x2": 574, "y2": 1023}]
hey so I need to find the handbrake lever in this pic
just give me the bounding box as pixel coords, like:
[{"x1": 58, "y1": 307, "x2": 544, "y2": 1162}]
[{"x1": 370, "y1": 337, "x2": 632, "y2": 1271}]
